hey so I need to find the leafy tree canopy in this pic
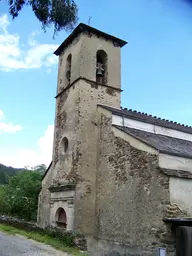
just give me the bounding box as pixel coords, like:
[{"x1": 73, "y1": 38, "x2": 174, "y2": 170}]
[
  {"x1": 6, "y1": 170, "x2": 42, "y2": 220},
  {"x1": 0, "y1": 163, "x2": 23, "y2": 185},
  {"x1": 24, "y1": 164, "x2": 47, "y2": 174},
  {"x1": 0, "y1": 163, "x2": 47, "y2": 220},
  {"x1": 7, "y1": 0, "x2": 78, "y2": 35}
]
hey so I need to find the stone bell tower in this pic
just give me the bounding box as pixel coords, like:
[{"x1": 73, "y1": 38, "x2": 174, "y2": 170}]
[{"x1": 38, "y1": 23, "x2": 127, "y2": 235}]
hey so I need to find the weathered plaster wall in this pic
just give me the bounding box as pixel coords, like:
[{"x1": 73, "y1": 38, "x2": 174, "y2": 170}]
[
  {"x1": 57, "y1": 32, "x2": 121, "y2": 94},
  {"x1": 79, "y1": 33, "x2": 121, "y2": 88},
  {"x1": 38, "y1": 78, "x2": 81, "y2": 227},
  {"x1": 159, "y1": 154, "x2": 192, "y2": 172},
  {"x1": 71, "y1": 80, "x2": 120, "y2": 235},
  {"x1": 92, "y1": 113, "x2": 176, "y2": 256},
  {"x1": 170, "y1": 177, "x2": 192, "y2": 216},
  {"x1": 38, "y1": 78, "x2": 82, "y2": 228},
  {"x1": 37, "y1": 165, "x2": 53, "y2": 227},
  {"x1": 38, "y1": 76, "x2": 121, "y2": 235},
  {"x1": 38, "y1": 25, "x2": 123, "y2": 233},
  {"x1": 57, "y1": 34, "x2": 82, "y2": 93}
]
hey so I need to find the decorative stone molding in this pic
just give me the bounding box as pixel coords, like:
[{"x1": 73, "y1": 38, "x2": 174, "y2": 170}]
[
  {"x1": 48, "y1": 183, "x2": 76, "y2": 192},
  {"x1": 49, "y1": 183, "x2": 75, "y2": 231},
  {"x1": 50, "y1": 197, "x2": 74, "y2": 204}
]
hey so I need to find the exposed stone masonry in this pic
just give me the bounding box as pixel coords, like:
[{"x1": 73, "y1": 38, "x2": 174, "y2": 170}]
[
  {"x1": 37, "y1": 23, "x2": 192, "y2": 256},
  {"x1": 93, "y1": 114, "x2": 178, "y2": 255},
  {"x1": 164, "y1": 204, "x2": 188, "y2": 219}
]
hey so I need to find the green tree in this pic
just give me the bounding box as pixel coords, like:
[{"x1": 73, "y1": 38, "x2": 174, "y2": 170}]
[
  {"x1": 0, "y1": 172, "x2": 8, "y2": 185},
  {"x1": 6, "y1": 0, "x2": 78, "y2": 34},
  {"x1": 24, "y1": 164, "x2": 47, "y2": 174},
  {"x1": 6, "y1": 170, "x2": 42, "y2": 220},
  {"x1": 0, "y1": 163, "x2": 23, "y2": 185},
  {"x1": 0, "y1": 186, "x2": 11, "y2": 214}
]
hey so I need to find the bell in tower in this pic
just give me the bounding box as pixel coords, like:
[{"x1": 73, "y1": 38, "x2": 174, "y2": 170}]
[
  {"x1": 38, "y1": 23, "x2": 127, "y2": 238},
  {"x1": 96, "y1": 50, "x2": 107, "y2": 84}
]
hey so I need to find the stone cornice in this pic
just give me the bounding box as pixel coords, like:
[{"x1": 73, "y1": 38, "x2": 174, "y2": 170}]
[
  {"x1": 48, "y1": 183, "x2": 76, "y2": 192},
  {"x1": 55, "y1": 77, "x2": 122, "y2": 99}
]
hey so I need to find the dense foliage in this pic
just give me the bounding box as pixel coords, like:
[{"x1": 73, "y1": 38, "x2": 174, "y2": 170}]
[
  {"x1": 5, "y1": 0, "x2": 78, "y2": 35},
  {"x1": 0, "y1": 164, "x2": 23, "y2": 185},
  {"x1": 0, "y1": 164, "x2": 46, "y2": 221}
]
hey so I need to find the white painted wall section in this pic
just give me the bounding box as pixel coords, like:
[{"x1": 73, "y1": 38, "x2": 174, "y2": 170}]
[
  {"x1": 112, "y1": 115, "x2": 192, "y2": 142},
  {"x1": 170, "y1": 177, "x2": 192, "y2": 215},
  {"x1": 159, "y1": 153, "x2": 192, "y2": 172}
]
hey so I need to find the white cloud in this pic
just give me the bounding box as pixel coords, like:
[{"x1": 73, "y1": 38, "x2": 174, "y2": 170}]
[
  {"x1": 0, "y1": 110, "x2": 4, "y2": 120},
  {"x1": 38, "y1": 125, "x2": 54, "y2": 166},
  {"x1": 0, "y1": 122, "x2": 22, "y2": 133},
  {"x1": 0, "y1": 125, "x2": 54, "y2": 168},
  {"x1": 28, "y1": 31, "x2": 39, "y2": 47},
  {"x1": 0, "y1": 14, "x2": 59, "y2": 71},
  {"x1": 0, "y1": 14, "x2": 9, "y2": 33},
  {"x1": 0, "y1": 109, "x2": 22, "y2": 134}
]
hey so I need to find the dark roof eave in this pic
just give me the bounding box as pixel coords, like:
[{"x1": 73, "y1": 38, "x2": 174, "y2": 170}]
[
  {"x1": 113, "y1": 125, "x2": 192, "y2": 160},
  {"x1": 54, "y1": 23, "x2": 127, "y2": 56},
  {"x1": 113, "y1": 124, "x2": 159, "y2": 151},
  {"x1": 158, "y1": 150, "x2": 192, "y2": 159},
  {"x1": 42, "y1": 161, "x2": 52, "y2": 181},
  {"x1": 163, "y1": 217, "x2": 192, "y2": 227}
]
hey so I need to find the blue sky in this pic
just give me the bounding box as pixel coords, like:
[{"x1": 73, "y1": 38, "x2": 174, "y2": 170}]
[{"x1": 0, "y1": 0, "x2": 192, "y2": 168}]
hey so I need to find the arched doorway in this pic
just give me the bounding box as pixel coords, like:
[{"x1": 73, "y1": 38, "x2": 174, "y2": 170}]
[{"x1": 55, "y1": 207, "x2": 67, "y2": 229}]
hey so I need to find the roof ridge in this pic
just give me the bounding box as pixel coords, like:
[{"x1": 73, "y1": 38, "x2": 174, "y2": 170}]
[
  {"x1": 120, "y1": 107, "x2": 192, "y2": 129},
  {"x1": 98, "y1": 104, "x2": 192, "y2": 133}
]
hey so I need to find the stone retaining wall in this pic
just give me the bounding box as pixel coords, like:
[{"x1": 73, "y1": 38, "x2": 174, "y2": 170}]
[{"x1": 0, "y1": 215, "x2": 87, "y2": 251}]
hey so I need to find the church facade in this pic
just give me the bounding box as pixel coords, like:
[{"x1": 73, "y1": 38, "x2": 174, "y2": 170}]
[{"x1": 38, "y1": 23, "x2": 192, "y2": 255}]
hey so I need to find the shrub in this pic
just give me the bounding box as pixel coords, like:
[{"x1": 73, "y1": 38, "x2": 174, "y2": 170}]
[{"x1": 5, "y1": 171, "x2": 42, "y2": 221}]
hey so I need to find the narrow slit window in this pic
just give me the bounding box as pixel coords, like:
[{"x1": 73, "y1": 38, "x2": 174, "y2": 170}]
[{"x1": 65, "y1": 54, "x2": 72, "y2": 86}]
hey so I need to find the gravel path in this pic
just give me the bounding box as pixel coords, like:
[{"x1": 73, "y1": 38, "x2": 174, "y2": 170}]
[{"x1": 0, "y1": 231, "x2": 71, "y2": 256}]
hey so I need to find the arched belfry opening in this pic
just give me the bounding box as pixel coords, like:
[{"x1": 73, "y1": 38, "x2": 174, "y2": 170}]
[
  {"x1": 65, "y1": 54, "x2": 72, "y2": 86},
  {"x1": 55, "y1": 207, "x2": 67, "y2": 229},
  {"x1": 96, "y1": 50, "x2": 107, "y2": 84}
]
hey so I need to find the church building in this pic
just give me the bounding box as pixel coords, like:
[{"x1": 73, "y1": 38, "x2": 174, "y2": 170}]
[{"x1": 38, "y1": 23, "x2": 192, "y2": 256}]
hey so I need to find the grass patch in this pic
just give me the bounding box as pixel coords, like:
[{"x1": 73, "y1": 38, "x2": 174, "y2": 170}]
[{"x1": 0, "y1": 224, "x2": 86, "y2": 256}]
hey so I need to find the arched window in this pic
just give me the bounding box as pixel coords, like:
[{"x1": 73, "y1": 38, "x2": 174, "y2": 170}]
[
  {"x1": 96, "y1": 50, "x2": 107, "y2": 84},
  {"x1": 55, "y1": 207, "x2": 67, "y2": 229},
  {"x1": 65, "y1": 54, "x2": 72, "y2": 86}
]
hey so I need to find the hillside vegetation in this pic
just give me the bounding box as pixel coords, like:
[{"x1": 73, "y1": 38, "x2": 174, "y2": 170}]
[
  {"x1": 0, "y1": 164, "x2": 23, "y2": 185},
  {"x1": 0, "y1": 164, "x2": 46, "y2": 221}
]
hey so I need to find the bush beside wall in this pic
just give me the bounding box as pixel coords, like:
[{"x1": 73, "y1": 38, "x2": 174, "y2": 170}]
[{"x1": 0, "y1": 215, "x2": 87, "y2": 251}]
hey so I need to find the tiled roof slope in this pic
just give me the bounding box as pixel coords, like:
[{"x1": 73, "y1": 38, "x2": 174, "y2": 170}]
[
  {"x1": 99, "y1": 105, "x2": 192, "y2": 135},
  {"x1": 54, "y1": 23, "x2": 127, "y2": 56},
  {"x1": 115, "y1": 125, "x2": 192, "y2": 159}
]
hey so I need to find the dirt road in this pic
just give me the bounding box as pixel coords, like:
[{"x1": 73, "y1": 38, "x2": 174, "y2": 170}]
[{"x1": 0, "y1": 231, "x2": 71, "y2": 256}]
